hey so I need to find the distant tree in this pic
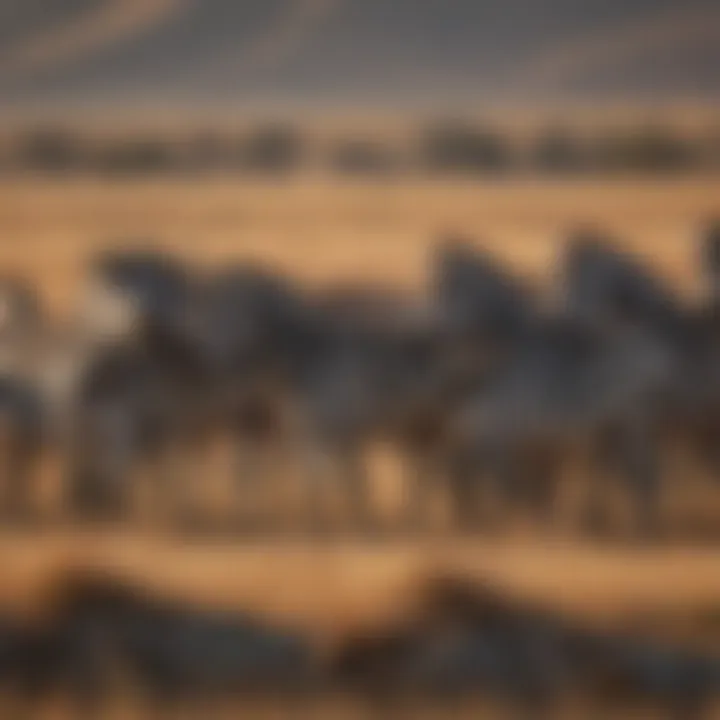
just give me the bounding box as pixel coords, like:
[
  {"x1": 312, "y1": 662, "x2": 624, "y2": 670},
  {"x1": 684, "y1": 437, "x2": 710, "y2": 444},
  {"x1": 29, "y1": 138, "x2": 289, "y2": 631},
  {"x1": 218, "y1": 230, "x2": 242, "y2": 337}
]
[
  {"x1": 419, "y1": 122, "x2": 513, "y2": 174},
  {"x1": 530, "y1": 128, "x2": 592, "y2": 174},
  {"x1": 705, "y1": 126, "x2": 720, "y2": 171},
  {"x1": 593, "y1": 125, "x2": 699, "y2": 173},
  {"x1": 96, "y1": 137, "x2": 179, "y2": 176},
  {"x1": 0, "y1": 141, "x2": 10, "y2": 174},
  {"x1": 16, "y1": 128, "x2": 85, "y2": 172},
  {"x1": 328, "y1": 138, "x2": 403, "y2": 176},
  {"x1": 239, "y1": 125, "x2": 304, "y2": 174},
  {"x1": 182, "y1": 131, "x2": 236, "y2": 173}
]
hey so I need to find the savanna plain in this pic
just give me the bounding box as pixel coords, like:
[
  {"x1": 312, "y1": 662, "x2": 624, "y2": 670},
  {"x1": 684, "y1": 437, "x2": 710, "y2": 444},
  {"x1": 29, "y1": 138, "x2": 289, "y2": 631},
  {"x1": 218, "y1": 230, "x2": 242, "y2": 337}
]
[{"x1": 2, "y1": 177, "x2": 720, "y2": 717}]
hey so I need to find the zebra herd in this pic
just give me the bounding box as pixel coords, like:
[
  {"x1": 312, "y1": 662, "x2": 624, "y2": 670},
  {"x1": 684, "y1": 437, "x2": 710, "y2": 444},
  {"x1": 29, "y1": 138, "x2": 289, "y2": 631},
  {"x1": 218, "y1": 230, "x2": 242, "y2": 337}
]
[{"x1": 2, "y1": 223, "x2": 720, "y2": 537}]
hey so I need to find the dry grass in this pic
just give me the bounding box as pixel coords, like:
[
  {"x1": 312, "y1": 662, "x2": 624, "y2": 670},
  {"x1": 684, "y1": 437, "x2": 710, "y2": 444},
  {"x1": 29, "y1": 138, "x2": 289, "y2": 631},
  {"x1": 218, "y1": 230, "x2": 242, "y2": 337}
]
[{"x1": 1, "y1": 177, "x2": 720, "y2": 310}]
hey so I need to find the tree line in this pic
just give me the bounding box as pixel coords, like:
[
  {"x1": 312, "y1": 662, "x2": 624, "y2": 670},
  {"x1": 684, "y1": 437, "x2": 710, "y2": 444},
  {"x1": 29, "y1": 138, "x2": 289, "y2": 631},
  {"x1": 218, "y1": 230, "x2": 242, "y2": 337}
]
[{"x1": 1, "y1": 121, "x2": 719, "y2": 177}]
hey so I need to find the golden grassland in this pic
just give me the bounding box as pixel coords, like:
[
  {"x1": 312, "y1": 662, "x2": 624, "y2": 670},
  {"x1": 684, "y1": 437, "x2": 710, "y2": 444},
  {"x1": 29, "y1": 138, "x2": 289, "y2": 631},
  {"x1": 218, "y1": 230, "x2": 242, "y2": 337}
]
[
  {"x1": 2, "y1": 177, "x2": 720, "y2": 630},
  {"x1": 2, "y1": 177, "x2": 720, "y2": 310}
]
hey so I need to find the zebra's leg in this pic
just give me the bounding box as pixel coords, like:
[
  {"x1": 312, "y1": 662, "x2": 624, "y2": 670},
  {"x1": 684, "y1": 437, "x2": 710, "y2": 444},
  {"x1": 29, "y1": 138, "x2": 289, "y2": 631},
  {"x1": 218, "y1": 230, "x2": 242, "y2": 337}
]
[
  {"x1": 523, "y1": 451, "x2": 562, "y2": 533},
  {"x1": 343, "y1": 445, "x2": 374, "y2": 534},
  {"x1": 0, "y1": 434, "x2": 33, "y2": 524},
  {"x1": 300, "y1": 437, "x2": 337, "y2": 536},
  {"x1": 582, "y1": 428, "x2": 624, "y2": 537},
  {"x1": 0, "y1": 420, "x2": 19, "y2": 522},
  {"x1": 622, "y1": 422, "x2": 664, "y2": 541},
  {"x1": 405, "y1": 447, "x2": 441, "y2": 533},
  {"x1": 231, "y1": 421, "x2": 280, "y2": 532},
  {"x1": 486, "y1": 441, "x2": 523, "y2": 533},
  {"x1": 6, "y1": 436, "x2": 41, "y2": 525},
  {"x1": 149, "y1": 432, "x2": 194, "y2": 531},
  {"x1": 447, "y1": 443, "x2": 486, "y2": 532},
  {"x1": 168, "y1": 431, "x2": 211, "y2": 533}
]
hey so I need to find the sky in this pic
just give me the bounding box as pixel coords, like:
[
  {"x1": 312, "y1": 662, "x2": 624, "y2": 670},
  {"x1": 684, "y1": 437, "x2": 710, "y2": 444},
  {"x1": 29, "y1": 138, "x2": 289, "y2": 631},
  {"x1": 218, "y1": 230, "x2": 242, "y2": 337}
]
[{"x1": 0, "y1": 0, "x2": 718, "y2": 115}]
